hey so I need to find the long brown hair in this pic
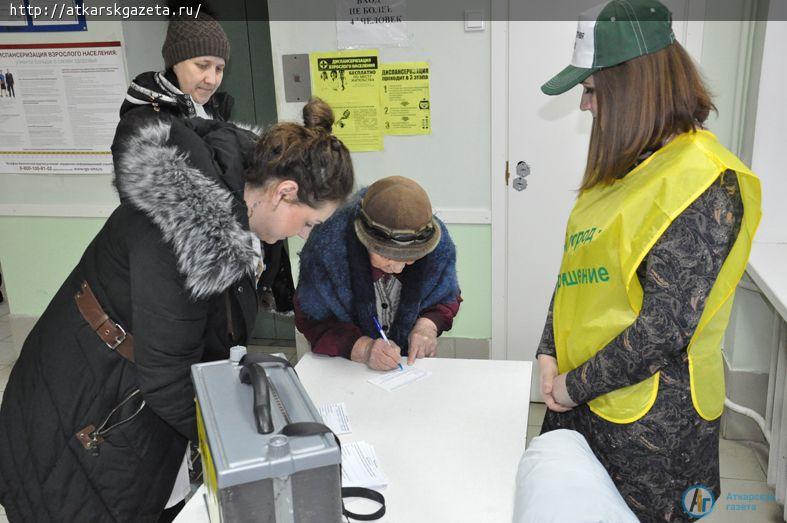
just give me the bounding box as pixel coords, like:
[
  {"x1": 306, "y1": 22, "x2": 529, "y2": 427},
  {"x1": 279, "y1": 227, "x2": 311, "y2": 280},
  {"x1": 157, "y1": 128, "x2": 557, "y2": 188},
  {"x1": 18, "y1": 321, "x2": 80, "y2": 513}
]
[
  {"x1": 245, "y1": 98, "x2": 354, "y2": 207},
  {"x1": 581, "y1": 42, "x2": 716, "y2": 191}
]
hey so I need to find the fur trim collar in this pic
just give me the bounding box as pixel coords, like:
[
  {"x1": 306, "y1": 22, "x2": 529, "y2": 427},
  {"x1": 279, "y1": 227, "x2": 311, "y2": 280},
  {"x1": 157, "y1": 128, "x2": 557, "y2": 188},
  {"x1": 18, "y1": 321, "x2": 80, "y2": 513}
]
[
  {"x1": 114, "y1": 121, "x2": 256, "y2": 300},
  {"x1": 230, "y1": 120, "x2": 264, "y2": 137}
]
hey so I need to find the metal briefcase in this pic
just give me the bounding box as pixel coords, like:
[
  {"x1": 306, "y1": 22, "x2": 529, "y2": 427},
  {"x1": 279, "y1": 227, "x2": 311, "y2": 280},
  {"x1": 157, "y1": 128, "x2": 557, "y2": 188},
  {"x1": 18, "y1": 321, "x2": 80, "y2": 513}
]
[{"x1": 192, "y1": 354, "x2": 342, "y2": 523}]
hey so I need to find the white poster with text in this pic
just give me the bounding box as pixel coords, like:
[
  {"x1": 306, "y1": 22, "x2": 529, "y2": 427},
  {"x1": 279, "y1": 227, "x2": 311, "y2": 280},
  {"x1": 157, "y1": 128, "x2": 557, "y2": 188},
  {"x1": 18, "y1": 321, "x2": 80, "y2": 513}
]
[
  {"x1": 0, "y1": 42, "x2": 126, "y2": 175},
  {"x1": 336, "y1": 0, "x2": 408, "y2": 49}
]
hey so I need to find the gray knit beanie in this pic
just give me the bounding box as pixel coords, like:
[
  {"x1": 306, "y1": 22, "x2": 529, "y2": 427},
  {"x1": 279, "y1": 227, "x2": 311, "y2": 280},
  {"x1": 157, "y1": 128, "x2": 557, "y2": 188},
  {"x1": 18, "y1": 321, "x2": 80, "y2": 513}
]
[{"x1": 162, "y1": 14, "x2": 230, "y2": 69}]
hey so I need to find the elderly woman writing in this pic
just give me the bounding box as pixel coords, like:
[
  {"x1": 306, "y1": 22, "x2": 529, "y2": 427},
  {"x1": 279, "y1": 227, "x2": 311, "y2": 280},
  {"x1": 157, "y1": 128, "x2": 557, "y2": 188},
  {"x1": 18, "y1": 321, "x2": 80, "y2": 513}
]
[{"x1": 295, "y1": 176, "x2": 462, "y2": 370}]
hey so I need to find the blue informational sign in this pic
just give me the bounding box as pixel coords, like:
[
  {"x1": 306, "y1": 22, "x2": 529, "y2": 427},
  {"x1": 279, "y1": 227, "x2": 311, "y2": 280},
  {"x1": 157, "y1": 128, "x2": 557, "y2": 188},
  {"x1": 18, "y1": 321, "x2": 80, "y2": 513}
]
[{"x1": 1, "y1": 0, "x2": 88, "y2": 33}]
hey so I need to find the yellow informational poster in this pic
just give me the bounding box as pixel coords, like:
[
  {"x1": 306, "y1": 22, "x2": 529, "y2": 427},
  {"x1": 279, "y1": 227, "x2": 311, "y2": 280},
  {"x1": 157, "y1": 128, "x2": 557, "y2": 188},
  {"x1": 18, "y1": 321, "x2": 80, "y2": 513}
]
[
  {"x1": 310, "y1": 50, "x2": 383, "y2": 152},
  {"x1": 380, "y1": 62, "x2": 431, "y2": 135}
]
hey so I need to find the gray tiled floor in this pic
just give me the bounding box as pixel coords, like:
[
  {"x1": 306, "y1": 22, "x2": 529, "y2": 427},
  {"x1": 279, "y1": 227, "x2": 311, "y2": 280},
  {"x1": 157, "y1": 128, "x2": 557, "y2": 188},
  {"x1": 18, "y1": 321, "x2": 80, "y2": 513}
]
[{"x1": 0, "y1": 305, "x2": 781, "y2": 520}]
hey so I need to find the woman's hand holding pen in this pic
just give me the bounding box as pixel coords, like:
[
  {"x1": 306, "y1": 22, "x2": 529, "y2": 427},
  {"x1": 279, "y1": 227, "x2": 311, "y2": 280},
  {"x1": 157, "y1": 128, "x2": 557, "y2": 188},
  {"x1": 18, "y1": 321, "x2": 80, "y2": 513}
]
[
  {"x1": 538, "y1": 354, "x2": 575, "y2": 412},
  {"x1": 407, "y1": 317, "x2": 438, "y2": 364},
  {"x1": 352, "y1": 336, "x2": 402, "y2": 371}
]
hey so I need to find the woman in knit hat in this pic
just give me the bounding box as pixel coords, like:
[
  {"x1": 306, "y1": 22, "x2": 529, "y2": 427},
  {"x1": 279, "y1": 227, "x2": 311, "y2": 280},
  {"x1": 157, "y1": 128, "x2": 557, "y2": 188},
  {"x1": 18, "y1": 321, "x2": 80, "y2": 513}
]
[
  {"x1": 534, "y1": 0, "x2": 761, "y2": 520},
  {"x1": 120, "y1": 8, "x2": 231, "y2": 121},
  {"x1": 295, "y1": 176, "x2": 462, "y2": 370},
  {"x1": 113, "y1": 6, "x2": 297, "y2": 315}
]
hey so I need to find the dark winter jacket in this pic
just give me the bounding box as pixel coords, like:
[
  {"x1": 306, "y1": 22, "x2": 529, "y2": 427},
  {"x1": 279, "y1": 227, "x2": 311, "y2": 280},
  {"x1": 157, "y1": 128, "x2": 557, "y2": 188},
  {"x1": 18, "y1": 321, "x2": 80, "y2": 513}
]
[
  {"x1": 0, "y1": 118, "x2": 259, "y2": 522},
  {"x1": 296, "y1": 193, "x2": 460, "y2": 355},
  {"x1": 117, "y1": 70, "x2": 295, "y2": 312},
  {"x1": 119, "y1": 69, "x2": 234, "y2": 121}
]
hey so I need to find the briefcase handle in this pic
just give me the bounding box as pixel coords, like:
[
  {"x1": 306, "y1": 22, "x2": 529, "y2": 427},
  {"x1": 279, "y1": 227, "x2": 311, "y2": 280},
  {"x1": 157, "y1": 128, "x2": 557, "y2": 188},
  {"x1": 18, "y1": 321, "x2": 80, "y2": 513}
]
[{"x1": 239, "y1": 354, "x2": 291, "y2": 434}]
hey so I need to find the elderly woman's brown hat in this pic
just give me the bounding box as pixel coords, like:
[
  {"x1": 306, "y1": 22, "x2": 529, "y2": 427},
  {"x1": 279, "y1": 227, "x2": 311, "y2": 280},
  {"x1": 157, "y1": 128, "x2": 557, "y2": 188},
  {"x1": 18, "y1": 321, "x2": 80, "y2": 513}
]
[{"x1": 354, "y1": 176, "x2": 441, "y2": 261}]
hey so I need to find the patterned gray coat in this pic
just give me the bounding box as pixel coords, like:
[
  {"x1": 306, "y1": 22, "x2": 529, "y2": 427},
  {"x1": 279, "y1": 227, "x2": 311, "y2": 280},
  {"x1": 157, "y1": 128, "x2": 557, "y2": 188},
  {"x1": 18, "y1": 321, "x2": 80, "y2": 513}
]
[{"x1": 537, "y1": 172, "x2": 743, "y2": 522}]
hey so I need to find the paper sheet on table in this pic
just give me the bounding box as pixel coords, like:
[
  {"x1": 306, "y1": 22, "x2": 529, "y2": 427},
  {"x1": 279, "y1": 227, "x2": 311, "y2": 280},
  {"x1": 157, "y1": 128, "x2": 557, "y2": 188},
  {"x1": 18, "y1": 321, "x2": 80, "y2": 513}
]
[
  {"x1": 341, "y1": 441, "x2": 388, "y2": 489},
  {"x1": 318, "y1": 402, "x2": 352, "y2": 435},
  {"x1": 367, "y1": 364, "x2": 431, "y2": 391}
]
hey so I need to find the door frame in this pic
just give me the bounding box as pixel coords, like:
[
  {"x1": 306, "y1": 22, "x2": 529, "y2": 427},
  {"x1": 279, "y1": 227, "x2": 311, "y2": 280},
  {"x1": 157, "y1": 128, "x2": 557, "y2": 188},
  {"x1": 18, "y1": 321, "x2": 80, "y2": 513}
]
[
  {"x1": 489, "y1": 7, "x2": 706, "y2": 361},
  {"x1": 489, "y1": 14, "x2": 508, "y2": 360}
]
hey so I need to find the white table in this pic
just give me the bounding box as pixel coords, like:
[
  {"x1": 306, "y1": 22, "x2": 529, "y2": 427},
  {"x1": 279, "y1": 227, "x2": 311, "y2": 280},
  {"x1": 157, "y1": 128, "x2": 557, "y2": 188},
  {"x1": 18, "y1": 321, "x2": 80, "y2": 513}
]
[
  {"x1": 741, "y1": 241, "x2": 787, "y2": 518},
  {"x1": 176, "y1": 353, "x2": 532, "y2": 522},
  {"x1": 747, "y1": 242, "x2": 787, "y2": 320}
]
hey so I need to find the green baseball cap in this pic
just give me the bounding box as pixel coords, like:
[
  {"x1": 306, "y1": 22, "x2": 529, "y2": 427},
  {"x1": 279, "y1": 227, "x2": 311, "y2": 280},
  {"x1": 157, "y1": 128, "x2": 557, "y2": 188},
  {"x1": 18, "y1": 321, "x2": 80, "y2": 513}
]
[{"x1": 541, "y1": 0, "x2": 675, "y2": 96}]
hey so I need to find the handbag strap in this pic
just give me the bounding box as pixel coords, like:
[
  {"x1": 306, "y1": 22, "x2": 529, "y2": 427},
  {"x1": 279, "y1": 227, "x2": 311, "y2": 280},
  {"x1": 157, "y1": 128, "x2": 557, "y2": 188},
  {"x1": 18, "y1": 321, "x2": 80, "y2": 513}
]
[{"x1": 74, "y1": 280, "x2": 135, "y2": 362}]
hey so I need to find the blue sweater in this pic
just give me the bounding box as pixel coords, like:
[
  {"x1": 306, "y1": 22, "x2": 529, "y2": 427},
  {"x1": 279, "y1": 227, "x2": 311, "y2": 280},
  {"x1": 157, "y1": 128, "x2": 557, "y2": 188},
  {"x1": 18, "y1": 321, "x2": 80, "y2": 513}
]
[{"x1": 297, "y1": 194, "x2": 460, "y2": 354}]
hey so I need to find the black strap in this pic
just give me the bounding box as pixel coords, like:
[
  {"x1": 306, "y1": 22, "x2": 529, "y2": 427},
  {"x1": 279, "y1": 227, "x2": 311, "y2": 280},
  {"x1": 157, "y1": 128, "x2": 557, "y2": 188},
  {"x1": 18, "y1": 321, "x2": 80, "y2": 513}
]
[
  {"x1": 280, "y1": 422, "x2": 386, "y2": 521},
  {"x1": 340, "y1": 487, "x2": 387, "y2": 521}
]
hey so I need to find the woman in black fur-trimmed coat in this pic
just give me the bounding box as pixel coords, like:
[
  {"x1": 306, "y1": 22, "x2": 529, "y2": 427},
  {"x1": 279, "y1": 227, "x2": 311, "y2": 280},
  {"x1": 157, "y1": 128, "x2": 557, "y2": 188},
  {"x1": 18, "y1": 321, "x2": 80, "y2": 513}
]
[
  {"x1": 116, "y1": 18, "x2": 296, "y2": 314},
  {"x1": 0, "y1": 99, "x2": 354, "y2": 521}
]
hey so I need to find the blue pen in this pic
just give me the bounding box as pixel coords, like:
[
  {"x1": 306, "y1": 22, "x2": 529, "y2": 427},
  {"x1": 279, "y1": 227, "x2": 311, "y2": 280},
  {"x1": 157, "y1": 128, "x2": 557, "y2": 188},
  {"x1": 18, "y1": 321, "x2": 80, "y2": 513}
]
[{"x1": 373, "y1": 315, "x2": 403, "y2": 371}]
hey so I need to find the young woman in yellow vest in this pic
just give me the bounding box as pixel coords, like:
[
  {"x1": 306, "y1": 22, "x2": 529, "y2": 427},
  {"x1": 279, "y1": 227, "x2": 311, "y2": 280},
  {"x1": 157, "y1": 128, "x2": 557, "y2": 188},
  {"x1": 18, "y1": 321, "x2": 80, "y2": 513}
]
[{"x1": 536, "y1": 1, "x2": 761, "y2": 521}]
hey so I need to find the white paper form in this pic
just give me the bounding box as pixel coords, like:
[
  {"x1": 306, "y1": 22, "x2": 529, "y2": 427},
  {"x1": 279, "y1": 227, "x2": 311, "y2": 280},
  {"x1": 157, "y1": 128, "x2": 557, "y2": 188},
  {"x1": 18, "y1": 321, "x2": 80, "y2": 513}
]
[
  {"x1": 367, "y1": 364, "x2": 431, "y2": 392},
  {"x1": 341, "y1": 441, "x2": 389, "y2": 489},
  {"x1": 318, "y1": 402, "x2": 352, "y2": 435}
]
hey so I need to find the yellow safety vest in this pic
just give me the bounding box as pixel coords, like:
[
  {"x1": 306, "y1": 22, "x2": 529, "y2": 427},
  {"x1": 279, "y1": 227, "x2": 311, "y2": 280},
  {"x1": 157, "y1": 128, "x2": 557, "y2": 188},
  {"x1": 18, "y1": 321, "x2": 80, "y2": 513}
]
[{"x1": 553, "y1": 130, "x2": 761, "y2": 424}]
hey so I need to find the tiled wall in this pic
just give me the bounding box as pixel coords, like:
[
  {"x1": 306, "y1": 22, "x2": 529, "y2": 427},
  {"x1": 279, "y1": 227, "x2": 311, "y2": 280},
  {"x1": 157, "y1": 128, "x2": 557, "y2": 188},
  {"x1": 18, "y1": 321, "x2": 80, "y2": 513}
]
[
  {"x1": 251, "y1": 311, "x2": 296, "y2": 342},
  {"x1": 437, "y1": 337, "x2": 490, "y2": 360},
  {"x1": 289, "y1": 331, "x2": 490, "y2": 362},
  {"x1": 722, "y1": 357, "x2": 769, "y2": 443},
  {"x1": 251, "y1": 299, "x2": 492, "y2": 361}
]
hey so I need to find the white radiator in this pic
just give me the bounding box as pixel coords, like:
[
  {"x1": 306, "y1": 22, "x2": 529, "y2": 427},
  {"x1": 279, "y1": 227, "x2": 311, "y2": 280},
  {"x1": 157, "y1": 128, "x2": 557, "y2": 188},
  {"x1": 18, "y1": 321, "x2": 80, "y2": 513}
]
[{"x1": 765, "y1": 317, "x2": 787, "y2": 520}]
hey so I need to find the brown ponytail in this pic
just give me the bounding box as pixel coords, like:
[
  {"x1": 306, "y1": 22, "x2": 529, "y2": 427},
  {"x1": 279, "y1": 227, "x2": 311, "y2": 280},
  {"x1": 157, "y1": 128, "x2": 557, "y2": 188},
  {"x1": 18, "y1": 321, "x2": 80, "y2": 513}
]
[
  {"x1": 302, "y1": 98, "x2": 334, "y2": 133},
  {"x1": 244, "y1": 98, "x2": 354, "y2": 207}
]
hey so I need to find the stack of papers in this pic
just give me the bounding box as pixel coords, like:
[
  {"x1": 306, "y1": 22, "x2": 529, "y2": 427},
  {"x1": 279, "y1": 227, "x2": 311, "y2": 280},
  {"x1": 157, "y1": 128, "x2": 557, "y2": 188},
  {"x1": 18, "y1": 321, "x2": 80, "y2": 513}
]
[
  {"x1": 318, "y1": 402, "x2": 352, "y2": 435},
  {"x1": 368, "y1": 365, "x2": 431, "y2": 391},
  {"x1": 341, "y1": 441, "x2": 389, "y2": 489}
]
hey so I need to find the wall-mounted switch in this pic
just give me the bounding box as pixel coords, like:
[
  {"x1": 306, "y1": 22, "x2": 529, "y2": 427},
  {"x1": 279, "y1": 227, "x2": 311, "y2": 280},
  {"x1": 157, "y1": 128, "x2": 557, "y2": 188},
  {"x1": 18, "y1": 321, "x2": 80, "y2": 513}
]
[{"x1": 464, "y1": 10, "x2": 485, "y2": 32}]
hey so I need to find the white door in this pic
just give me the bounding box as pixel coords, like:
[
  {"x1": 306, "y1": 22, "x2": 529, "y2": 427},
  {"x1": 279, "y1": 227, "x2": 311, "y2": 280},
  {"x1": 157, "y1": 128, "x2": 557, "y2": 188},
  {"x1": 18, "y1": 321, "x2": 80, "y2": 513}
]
[
  {"x1": 504, "y1": 20, "x2": 591, "y2": 399},
  {"x1": 500, "y1": 6, "x2": 698, "y2": 400}
]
